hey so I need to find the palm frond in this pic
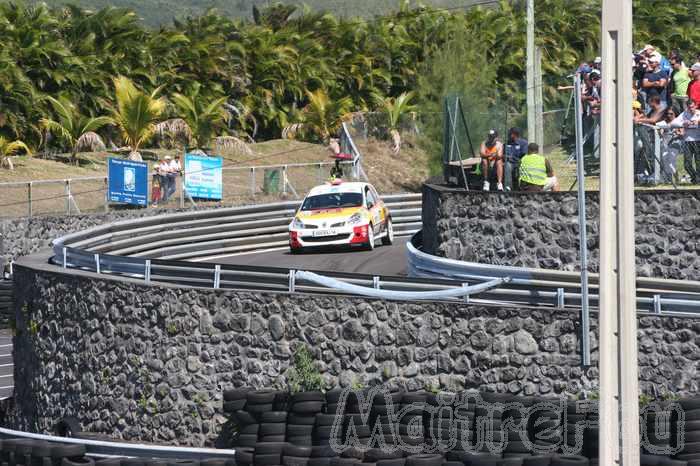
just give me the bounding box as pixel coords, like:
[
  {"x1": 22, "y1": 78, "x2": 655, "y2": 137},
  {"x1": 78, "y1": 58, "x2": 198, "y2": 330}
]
[
  {"x1": 213, "y1": 135, "x2": 253, "y2": 156},
  {"x1": 75, "y1": 131, "x2": 106, "y2": 152}
]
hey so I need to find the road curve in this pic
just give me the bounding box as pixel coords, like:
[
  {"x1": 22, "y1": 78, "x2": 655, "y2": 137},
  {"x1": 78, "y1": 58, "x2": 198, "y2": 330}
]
[{"x1": 206, "y1": 237, "x2": 409, "y2": 277}]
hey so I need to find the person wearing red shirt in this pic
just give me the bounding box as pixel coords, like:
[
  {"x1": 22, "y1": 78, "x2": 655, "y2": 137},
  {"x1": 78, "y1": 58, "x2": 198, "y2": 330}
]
[{"x1": 688, "y1": 63, "x2": 700, "y2": 105}]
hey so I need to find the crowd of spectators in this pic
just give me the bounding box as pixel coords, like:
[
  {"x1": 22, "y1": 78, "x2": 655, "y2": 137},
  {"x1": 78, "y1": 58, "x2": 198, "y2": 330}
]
[{"x1": 577, "y1": 44, "x2": 700, "y2": 184}]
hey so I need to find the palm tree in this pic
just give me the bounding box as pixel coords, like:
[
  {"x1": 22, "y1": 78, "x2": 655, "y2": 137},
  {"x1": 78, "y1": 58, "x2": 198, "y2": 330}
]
[
  {"x1": 40, "y1": 96, "x2": 111, "y2": 165},
  {"x1": 0, "y1": 137, "x2": 31, "y2": 170},
  {"x1": 110, "y1": 76, "x2": 166, "y2": 159},
  {"x1": 171, "y1": 83, "x2": 228, "y2": 149},
  {"x1": 283, "y1": 89, "x2": 353, "y2": 144},
  {"x1": 375, "y1": 91, "x2": 416, "y2": 155}
]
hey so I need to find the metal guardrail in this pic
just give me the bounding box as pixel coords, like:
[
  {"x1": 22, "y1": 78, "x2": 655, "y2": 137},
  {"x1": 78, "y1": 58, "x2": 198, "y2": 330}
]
[
  {"x1": 0, "y1": 427, "x2": 236, "y2": 460},
  {"x1": 406, "y1": 231, "x2": 700, "y2": 316}
]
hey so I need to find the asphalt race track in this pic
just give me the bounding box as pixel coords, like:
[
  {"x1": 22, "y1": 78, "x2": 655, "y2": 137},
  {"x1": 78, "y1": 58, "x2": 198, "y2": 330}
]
[{"x1": 207, "y1": 237, "x2": 409, "y2": 276}]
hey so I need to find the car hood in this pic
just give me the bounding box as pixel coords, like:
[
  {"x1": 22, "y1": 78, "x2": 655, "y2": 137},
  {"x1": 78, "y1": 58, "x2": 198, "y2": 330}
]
[{"x1": 296, "y1": 206, "x2": 364, "y2": 221}]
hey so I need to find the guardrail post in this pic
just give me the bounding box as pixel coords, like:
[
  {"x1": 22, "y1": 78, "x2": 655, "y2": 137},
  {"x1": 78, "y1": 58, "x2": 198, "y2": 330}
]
[
  {"x1": 653, "y1": 294, "x2": 662, "y2": 315},
  {"x1": 654, "y1": 129, "x2": 661, "y2": 185},
  {"x1": 288, "y1": 270, "x2": 296, "y2": 293},
  {"x1": 179, "y1": 176, "x2": 185, "y2": 209},
  {"x1": 557, "y1": 288, "x2": 565, "y2": 309},
  {"x1": 250, "y1": 168, "x2": 256, "y2": 197},
  {"x1": 282, "y1": 166, "x2": 288, "y2": 195},
  {"x1": 94, "y1": 254, "x2": 101, "y2": 274},
  {"x1": 104, "y1": 177, "x2": 109, "y2": 213},
  {"x1": 214, "y1": 265, "x2": 221, "y2": 289},
  {"x1": 373, "y1": 276, "x2": 381, "y2": 289},
  {"x1": 62, "y1": 248, "x2": 67, "y2": 269},
  {"x1": 462, "y1": 283, "x2": 470, "y2": 304},
  {"x1": 27, "y1": 182, "x2": 32, "y2": 217},
  {"x1": 65, "y1": 180, "x2": 71, "y2": 215},
  {"x1": 145, "y1": 260, "x2": 151, "y2": 284}
]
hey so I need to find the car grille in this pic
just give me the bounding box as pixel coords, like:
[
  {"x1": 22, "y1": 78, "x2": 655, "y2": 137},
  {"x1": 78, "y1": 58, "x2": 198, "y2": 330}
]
[
  {"x1": 301, "y1": 234, "x2": 351, "y2": 243},
  {"x1": 331, "y1": 221, "x2": 346, "y2": 228}
]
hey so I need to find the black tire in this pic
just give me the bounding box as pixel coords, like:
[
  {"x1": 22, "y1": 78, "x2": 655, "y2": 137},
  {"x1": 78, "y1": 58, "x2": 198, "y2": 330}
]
[
  {"x1": 286, "y1": 437, "x2": 313, "y2": 446},
  {"x1": 330, "y1": 459, "x2": 360, "y2": 466},
  {"x1": 50, "y1": 444, "x2": 87, "y2": 459},
  {"x1": 310, "y1": 446, "x2": 337, "y2": 458},
  {"x1": 679, "y1": 421, "x2": 700, "y2": 431},
  {"x1": 292, "y1": 392, "x2": 325, "y2": 403},
  {"x1": 309, "y1": 460, "x2": 332, "y2": 466},
  {"x1": 146, "y1": 461, "x2": 169, "y2": 466},
  {"x1": 236, "y1": 448, "x2": 254, "y2": 465},
  {"x1": 248, "y1": 391, "x2": 279, "y2": 404},
  {"x1": 261, "y1": 424, "x2": 287, "y2": 436},
  {"x1": 62, "y1": 459, "x2": 95, "y2": 466},
  {"x1": 522, "y1": 458, "x2": 552, "y2": 466},
  {"x1": 288, "y1": 425, "x2": 314, "y2": 437},
  {"x1": 469, "y1": 457, "x2": 501, "y2": 466},
  {"x1": 284, "y1": 446, "x2": 313, "y2": 458},
  {"x1": 262, "y1": 412, "x2": 289, "y2": 423},
  {"x1": 401, "y1": 393, "x2": 427, "y2": 404},
  {"x1": 550, "y1": 457, "x2": 588, "y2": 466},
  {"x1": 683, "y1": 442, "x2": 700, "y2": 454},
  {"x1": 684, "y1": 432, "x2": 700, "y2": 443},
  {"x1": 55, "y1": 417, "x2": 81, "y2": 438},
  {"x1": 678, "y1": 455, "x2": 700, "y2": 461},
  {"x1": 239, "y1": 424, "x2": 260, "y2": 435},
  {"x1": 365, "y1": 450, "x2": 404, "y2": 462},
  {"x1": 224, "y1": 388, "x2": 250, "y2": 401},
  {"x1": 505, "y1": 441, "x2": 531, "y2": 453},
  {"x1": 200, "y1": 460, "x2": 228, "y2": 466},
  {"x1": 316, "y1": 414, "x2": 340, "y2": 426},
  {"x1": 261, "y1": 435, "x2": 287, "y2": 443},
  {"x1": 224, "y1": 400, "x2": 247, "y2": 412},
  {"x1": 234, "y1": 411, "x2": 258, "y2": 425},
  {"x1": 292, "y1": 402, "x2": 325, "y2": 414},
  {"x1": 326, "y1": 390, "x2": 344, "y2": 404},
  {"x1": 497, "y1": 459, "x2": 524, "y2": 466},
  {"x1": 94, "y1": 459, "x2": 122, "y2": 466},
  {"x1": 660, "y1": 461, "x2": 688, "y2": 466},
  {"x1": 443, "y1": 462, "x2": 463, "y2": 466},
  {"x1": 283, "y1": 457, "x2": 310, "y2": 466},
  {"x1": 405, "y1": 455, "x2": 443, "y2": 466},
  {"x1": 247, "y1": 403, "x2": 274, "y2": 414},
  {"x1": 236, "y1": 435, "x2": 258, "y2": 447},
  {"x1": 255, "y1": 455, "x2": 282, "y2": 466},
  {"x1": 290, "y1": 247, "x2": 305, "y2": 255},
  {"x1": 376, "y1": 460, "x2": 406, "y2": 466},
  {"x1": 122, "y1": 460, "x2": 147, "y2": 466},
  {"x1": 325, "y1": 404, "x2": 344, "y2": 416},
  {"x1": 685, "y1": 410, "x2": 700, "y2": 422},
  {"x1": 289, "y1": 414, "x2": 317, "y2": 426},
  {"x1": 381, "y1": 219, "x2": 394, "y2": 246},
  {"x1": 639, "y1": 455, "x2": 662, "y2": 466}
]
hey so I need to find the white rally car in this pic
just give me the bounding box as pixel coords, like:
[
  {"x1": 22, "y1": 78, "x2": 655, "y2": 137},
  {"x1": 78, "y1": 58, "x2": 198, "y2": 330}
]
[{"x1": 288, "y1": 181, "x2": 394, "y2": 253}]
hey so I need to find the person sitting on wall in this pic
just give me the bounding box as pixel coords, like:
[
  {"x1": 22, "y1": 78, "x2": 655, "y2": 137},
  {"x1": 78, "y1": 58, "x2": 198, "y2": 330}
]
[
  {"x1": 480, "y1": 129, "x2": 504, "y2": 191},
  {"x1": 519, "y1": 143, "x2": 560, "y2": 192}
]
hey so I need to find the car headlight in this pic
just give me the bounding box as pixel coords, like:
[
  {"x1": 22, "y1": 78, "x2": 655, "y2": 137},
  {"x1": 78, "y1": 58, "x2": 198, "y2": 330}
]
[
  {"x1": 347, "y1": 213, "x2": 363, "y2": 225},
  {"x1": 291, "y1": 218, "x2": 305, "y2": 229}
]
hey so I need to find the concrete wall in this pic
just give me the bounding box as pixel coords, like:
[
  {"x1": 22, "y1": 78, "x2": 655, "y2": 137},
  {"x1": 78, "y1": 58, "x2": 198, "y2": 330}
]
[
  {"x1": 12, "y1": 259, "x2": 700, "y2": 446},
  {"x1": 422, "y1": 184, "x2": 700, "y2": 281}
]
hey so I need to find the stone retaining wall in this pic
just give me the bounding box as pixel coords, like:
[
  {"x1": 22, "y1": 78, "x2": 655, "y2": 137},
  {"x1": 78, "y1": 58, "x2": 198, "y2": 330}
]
[
  {"x1": 422, "y1": 184, "x2": 700, "y2": 281},
  {"x1": 12, "y1": 260, "x2": 700, "y2": 447}
]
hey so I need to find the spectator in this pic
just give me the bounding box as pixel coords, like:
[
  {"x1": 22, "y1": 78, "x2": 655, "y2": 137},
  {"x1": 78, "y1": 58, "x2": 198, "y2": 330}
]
[
  {"x1": 670, "y1": 99, "x2": 700, "y2": 183},
  {"x1": 689, "y1": 63, "x2": 700, "y2": 106},
  {"x1": 519, "y1": 143, "x2": 559, "y2": 192},
  {"x1": 160, "y1": 156, "x2": 173, "y2": 201},
  {"x1": 670, "y1": 56, "x2": 691, "y2": 114},
  {"x1": 479, "y1": 129, "x2": 504, "y2": 191},
  {"x1": 504, "y1": 127, "x2": 528, "y2": 191},
  {"x1": 656, "y1": 108, "x2": 683, "y2": 183},
  {"x1": 641, "y1": 55, "x2": 668, "y2": 107},
  {"x1": 635, "y1": 95, "x2": 666, "y2": 125},
  {"x1": 592, "y1": 56, "x2": 601, "y2": 71},
  {"x1": 151, "y1": 162, "x2": 162, "y2": 207},
  {"x1": 167, "y1": 155, "x2": 182, "y2": 200}
]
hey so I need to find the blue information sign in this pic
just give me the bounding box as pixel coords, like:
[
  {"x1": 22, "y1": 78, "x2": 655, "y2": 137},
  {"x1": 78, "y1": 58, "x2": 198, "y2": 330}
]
[
  {"x1": 108, "y1": 158, "x2": 148, "y2": 206},
  {"x1": 184, "y1": 154, "x2": 223, "y2": 200}
]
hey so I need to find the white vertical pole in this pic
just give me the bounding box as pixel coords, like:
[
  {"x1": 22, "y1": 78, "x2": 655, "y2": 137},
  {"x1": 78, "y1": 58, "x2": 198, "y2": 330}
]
[
  {"x1": 599, "y1": 1, "x2": 639, "y2": 465},
  {"x1": 526, "y1": 0, "x2": 535, "y2": 143},
  {"x1": 535, "y1": 46, "x2": 544, "y2": 152}
]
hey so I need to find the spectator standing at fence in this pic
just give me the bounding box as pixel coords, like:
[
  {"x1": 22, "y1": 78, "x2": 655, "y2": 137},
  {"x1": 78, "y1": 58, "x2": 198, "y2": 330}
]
[
  {"x1": 671, "y1": 99, "x2": 700, "y2": 183},
  {"x1": 642, "y1": 55, "x2": 669, "y2": 108},
  {"x1": 635, "y1": 95, "x2": 666, "y2": 125},
  {"x1": 519, "y1": 143, "x2": 559, "y2": 192},
  {"x1": 688, "y1": 63, "x2": 700, "y2": 106},
  {"x1": 480, "y1": 129, "x2": 504, "y2": 192},
  {"x1": 504, "y1": 127, "x2": 528, "y2": 191},
  {"x1": 151, "y1": 162, "x2": 162, "y2": 207},
  {"x1": 670, "y1": 56, "x2": 691, "y2": 114},
  {"x1": 657, "y1": 108, "x2": 683, "y2": 183},
  {"x1": 167, "y1": 155, "x2": 182, "y2": 200},
  {"x1": 159, "y1": 156, "x2": 174, "y2": 201}
]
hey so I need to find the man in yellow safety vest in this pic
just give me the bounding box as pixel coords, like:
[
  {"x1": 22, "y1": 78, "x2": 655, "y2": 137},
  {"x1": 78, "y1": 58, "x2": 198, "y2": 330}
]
[{"x1": 519, "y1": 143, "x2": 560, "y2": 192}]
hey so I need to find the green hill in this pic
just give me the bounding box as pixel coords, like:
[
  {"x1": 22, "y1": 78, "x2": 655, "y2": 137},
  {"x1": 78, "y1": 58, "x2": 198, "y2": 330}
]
[{"x1": 31, "y1": 0, "x2": 485, "y2": 26}]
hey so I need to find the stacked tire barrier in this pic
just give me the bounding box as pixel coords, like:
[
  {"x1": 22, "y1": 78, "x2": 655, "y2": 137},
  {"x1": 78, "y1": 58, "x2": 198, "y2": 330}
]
[
  {"x1": 224, "y1": 388, "x2": 700, "y2": 466},
  {"x1": 0, "y1": 439, "x2": 234, "y2": 466},
  {"x1": 0, "y1": 280, "x2": 13, "y2": 328}
]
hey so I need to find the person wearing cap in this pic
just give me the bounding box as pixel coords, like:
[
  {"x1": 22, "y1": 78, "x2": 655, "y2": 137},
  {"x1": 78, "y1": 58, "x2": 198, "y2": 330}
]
[
  {"x1": 592, "y1": 56, "x2": 602, "y2": 70},
  {"x1": 159, "y1": 156, "x2": 174, "y2": 201},
  {"x1": 166, "y1": 155, "x2": 182, "y2": 200},
  {"x1": 670, "y1": 99, "x2": 700, "y2": 183},
  {"x1": 670, "y1": 56, "x2": 692, "y2": 114},
  {"x1": 519, "y1": 143, "x2": 559, "y2": 192},
  {"x1": 479, "y1": 129, "x2": 504, "y2": 191},
  {"x1": 642, "y1": 55, "x2": 668, "y2": 108},
  {"x1": 688, "y1": 63, "x2": 700, "y2": 107},
  {"x1": 504, "y1": 127, "x2": 528, "y2": 191}
]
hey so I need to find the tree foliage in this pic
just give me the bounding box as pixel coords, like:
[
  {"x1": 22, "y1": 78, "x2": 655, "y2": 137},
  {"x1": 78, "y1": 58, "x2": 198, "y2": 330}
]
[{"x1": 1, "y1": 0, "x2": 699, "y2": 156}]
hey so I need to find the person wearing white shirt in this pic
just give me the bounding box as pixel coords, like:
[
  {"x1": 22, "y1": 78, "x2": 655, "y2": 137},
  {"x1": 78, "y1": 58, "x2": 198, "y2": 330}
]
[{"x1": 670, "y1": 100, "x2": 700, "y2": 183}]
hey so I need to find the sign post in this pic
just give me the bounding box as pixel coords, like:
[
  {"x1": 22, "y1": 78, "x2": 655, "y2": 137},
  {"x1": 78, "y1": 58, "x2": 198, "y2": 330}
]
[{"x1": 107, "y1": 158, "x2": 149, "y2": 207}]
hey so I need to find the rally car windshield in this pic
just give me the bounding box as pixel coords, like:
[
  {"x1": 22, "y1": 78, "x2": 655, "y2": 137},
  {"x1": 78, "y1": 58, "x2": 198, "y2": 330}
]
[{"x1": 301, "y1": 193, "x2": 363, "y2": 211}]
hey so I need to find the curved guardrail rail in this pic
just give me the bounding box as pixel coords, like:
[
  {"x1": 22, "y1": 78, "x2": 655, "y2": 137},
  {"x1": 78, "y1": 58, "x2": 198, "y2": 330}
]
[{"x1": 407, "y1": 231, "x2": 700, "y2": 316}]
